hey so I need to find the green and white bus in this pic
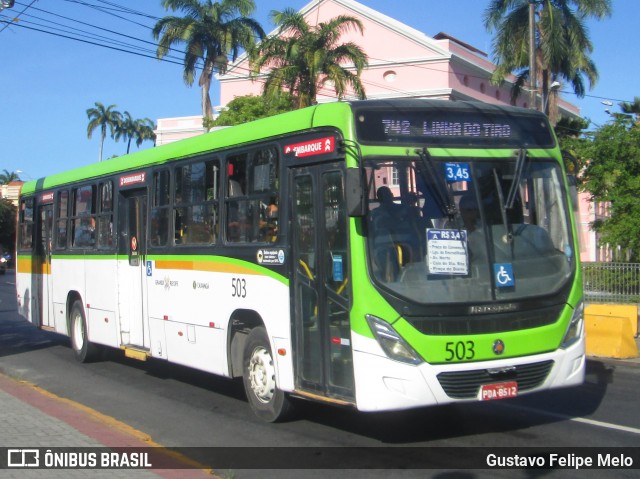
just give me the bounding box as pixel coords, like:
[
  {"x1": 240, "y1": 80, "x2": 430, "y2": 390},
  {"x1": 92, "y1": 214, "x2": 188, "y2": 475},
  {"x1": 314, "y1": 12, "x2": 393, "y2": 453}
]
[{"x1": 16, "y1": 99, "x2": 584, "y2": 421}]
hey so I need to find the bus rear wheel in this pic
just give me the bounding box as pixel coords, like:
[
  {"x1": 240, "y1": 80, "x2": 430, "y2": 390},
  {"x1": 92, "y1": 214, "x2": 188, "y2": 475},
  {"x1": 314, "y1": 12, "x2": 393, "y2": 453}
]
[
  {"x1": 70, "y1": 300, "x2": 99, "y2": 363},
  {"x1": 242, "y1": 326, "x2": 293, "y2": 422}
]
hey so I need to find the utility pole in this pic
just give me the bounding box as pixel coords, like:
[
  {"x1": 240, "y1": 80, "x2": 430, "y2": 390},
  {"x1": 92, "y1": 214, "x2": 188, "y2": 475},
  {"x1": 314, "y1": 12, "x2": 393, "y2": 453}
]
[{"x1": 529, "y1": 0, "x2": 537, "y2": 110}]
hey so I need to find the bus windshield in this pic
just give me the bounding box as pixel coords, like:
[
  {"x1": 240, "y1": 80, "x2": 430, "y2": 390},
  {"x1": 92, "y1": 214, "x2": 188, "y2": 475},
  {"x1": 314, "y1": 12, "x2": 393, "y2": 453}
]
[{"x1": 365, "y1": 154, "x2": 575, "y2": 304}]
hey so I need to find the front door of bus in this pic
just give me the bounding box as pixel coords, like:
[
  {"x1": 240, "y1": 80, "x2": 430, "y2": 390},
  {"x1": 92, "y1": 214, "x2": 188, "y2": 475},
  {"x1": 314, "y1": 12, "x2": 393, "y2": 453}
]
[
  {"x1": 118, "y1": 190, "x2": 149, "y2": 349},
  {"x1": 291, "y1": 163, "x2": 354, "y2": 401},
  {"x1": 36, "y1": 204, "x2": 54, "y2": 328}
]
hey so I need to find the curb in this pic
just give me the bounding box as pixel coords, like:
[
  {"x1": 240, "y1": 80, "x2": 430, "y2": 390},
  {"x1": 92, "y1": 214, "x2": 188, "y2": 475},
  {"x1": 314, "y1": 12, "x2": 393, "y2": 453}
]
[{"x1": 0, "y1": 372, "x2": 215, "y2": 478}]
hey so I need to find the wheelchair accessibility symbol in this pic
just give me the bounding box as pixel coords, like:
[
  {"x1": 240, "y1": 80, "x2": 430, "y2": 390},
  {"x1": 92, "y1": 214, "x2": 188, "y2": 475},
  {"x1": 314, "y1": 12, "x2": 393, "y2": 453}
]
[{"x1": 494, "y1": 263, "x2": 515, "y2": 288}]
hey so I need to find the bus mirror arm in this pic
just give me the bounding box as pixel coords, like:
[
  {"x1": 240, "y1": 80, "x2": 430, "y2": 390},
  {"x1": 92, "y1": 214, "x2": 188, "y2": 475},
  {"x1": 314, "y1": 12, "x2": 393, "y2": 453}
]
[
  {"x1": 346, "y1": 168, "x2": 366, "y2": 217},
  {"x1": 342, "y1": 140, "x2": 366, "y2": 217},
  {"x1": 562, "y1": 150, "x2": 580, "y2": 212}
]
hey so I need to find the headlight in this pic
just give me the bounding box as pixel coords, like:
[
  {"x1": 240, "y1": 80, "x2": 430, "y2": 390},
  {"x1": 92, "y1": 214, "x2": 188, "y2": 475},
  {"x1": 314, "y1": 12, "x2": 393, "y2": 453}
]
[
  {"x1": 561, "y1": 300, "x2": 584, "y2": 349},
  {"x1": 0, "y1": 257, "x2": 6, "y2": 263},
  {"x1": 366, "y1": 314, "x2": 423, "y2": 365}
]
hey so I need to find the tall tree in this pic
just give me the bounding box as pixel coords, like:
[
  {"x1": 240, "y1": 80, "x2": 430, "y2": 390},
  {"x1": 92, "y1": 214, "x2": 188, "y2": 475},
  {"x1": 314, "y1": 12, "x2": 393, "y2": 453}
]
[
  {"x1": 581, "y1": 115, "x2": 640, "y2": 261},
  {"x1": 211, "y1": 94, "x2": 295, "y2": 126},
  {"x1": 86, "y1": 102, "x2": 122, "y2": 162},
  {"x1": 115, "y1": 111, "x2": 136, "y2": 154},
  {"x1": 250, "y1": 8, "x2": 368, "y2": 109},
  {"x1": 619, "y1": 96, "x2": 640, "y2": 124},
  {"x1": 0, "y1": 198, "x2": 17, "y2": 253},
  {"x1": 0, "y1": 169, "x2": 20, "y2": 184},
  {"x1": 153, "y1": 0, "x2": 265, "y2": 122},
  {"x1": 484, "y1": 0, "x2": 612, "y2": 121},
  {"x1": 115, "y1": 112, "x2": 157, "y2": 153},
  {"x1": 134, "y1": 118, "x2": 157, "y2": 149}
]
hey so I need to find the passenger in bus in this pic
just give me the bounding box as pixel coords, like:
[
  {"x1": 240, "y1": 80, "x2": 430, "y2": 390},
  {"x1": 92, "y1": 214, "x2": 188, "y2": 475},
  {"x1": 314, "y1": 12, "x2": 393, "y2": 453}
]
[
  {"x1": 259, "y1": 197, "x2": 278, "y2": 242},
  {"x1": 459, "y1": 192, "x2": 480, "y2": 232},
  {"x1": 73, "y1": 216, "x2": 96, "y2": 247},
  {"x1": 370, "y1": 186, "x2": 401, "y2": 231},
  {"x1": 403, "y1": 192, "x2": 422, "y2": 221},
  {"x1": 375, "y1": 186, "x2": 401, "y2": 215}
]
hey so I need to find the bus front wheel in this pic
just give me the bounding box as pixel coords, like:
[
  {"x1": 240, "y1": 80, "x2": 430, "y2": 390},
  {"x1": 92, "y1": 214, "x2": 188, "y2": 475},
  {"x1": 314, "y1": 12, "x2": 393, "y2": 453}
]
[
  {"x1": 242, "y1": 326, "x2": 293, "y2": 422},
  {"x1": 70, "y1": 300, "x2": 99, "y2": 363}
]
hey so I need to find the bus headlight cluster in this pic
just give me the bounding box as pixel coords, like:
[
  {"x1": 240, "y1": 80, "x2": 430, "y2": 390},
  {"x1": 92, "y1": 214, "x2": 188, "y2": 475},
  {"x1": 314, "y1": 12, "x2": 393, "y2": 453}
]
[
  {"x1": 366, "y1": 315, "x2": 423, "y2": 365},
  {"x1": 561, "y1": 300, "x2": 584, "y2": 349}
]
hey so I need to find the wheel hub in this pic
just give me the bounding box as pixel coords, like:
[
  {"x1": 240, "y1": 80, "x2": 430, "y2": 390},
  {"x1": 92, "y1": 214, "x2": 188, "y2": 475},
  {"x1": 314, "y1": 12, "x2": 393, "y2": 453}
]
[{"x1": 248, "y1": 347, "x2": 276, "y2": 403}]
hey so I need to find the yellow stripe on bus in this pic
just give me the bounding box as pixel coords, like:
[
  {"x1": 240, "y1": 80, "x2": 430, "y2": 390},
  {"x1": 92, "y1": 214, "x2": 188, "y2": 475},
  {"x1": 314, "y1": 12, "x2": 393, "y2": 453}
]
[
  {"x1": 154, "y1": 259, "x2": 262, "y2": 276},
  {"x1": 17, "y1": 257, "x2": 51, "y2": 275}
]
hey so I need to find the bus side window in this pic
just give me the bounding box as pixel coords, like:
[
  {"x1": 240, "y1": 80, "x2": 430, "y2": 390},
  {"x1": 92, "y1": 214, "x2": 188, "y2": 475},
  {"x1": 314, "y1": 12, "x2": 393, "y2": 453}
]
[
  {"x1": 56, "y1": 190, "x2": 69, "y2": 249},
  {"x1": 71, "y1": 185, "x2": 96, "y2": 248},
  {"x1": 253, "y1": 147, "x2": 279, "y2": 243},
  {"x1": 225, "y1": 147, "x2": 279, "y2": 244},
  {"x1": 226, "y1": 154, "x2": 248, "y2": 242},
  {"x1": 151, "y1": 170, "x2": 170, "y2": 247},
  {"x1": 97, "y1": 181, "x2": 114, "y2": 248},
  {"x1": 173, "y1": 159, "x2": 219, "y2": 245},
  {"x1": 19, "y1": 197, "x2": 34, "y2": 250}
]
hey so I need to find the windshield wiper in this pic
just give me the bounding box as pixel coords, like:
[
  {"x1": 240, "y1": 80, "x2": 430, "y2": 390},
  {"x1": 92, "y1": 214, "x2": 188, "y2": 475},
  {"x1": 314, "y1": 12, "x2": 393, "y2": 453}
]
[
  {"x1": 493, "y1": 168, "x2": 512, "y2": 244},
  {"x1": 415, "y1": 147, "x2": 456, "y2": 219},
  {"x1": 505, "y1": 148, "x2": 527, "y2": 209}
]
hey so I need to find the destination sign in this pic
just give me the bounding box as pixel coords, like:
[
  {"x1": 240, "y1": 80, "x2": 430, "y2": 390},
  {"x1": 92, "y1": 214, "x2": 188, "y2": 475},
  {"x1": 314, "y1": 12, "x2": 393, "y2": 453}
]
[
  {"x1": 354, "y1": 107, "x2": 554, "y2": 147},
  {"x1": 284, "y1": 136, "x2": 335, "y2": 158},
  {"x1": 119, "y1": 172, "x2": 146, "y2": 187},
  {"x1": 40, "y1": 192, "x2": 54, "y2": 203}
]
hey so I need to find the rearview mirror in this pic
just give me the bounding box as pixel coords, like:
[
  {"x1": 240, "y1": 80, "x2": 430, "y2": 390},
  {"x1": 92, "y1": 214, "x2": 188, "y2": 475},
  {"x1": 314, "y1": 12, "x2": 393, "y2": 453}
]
[{"x1": 345, "y1": 168, "x2": 365, "y2": 217}]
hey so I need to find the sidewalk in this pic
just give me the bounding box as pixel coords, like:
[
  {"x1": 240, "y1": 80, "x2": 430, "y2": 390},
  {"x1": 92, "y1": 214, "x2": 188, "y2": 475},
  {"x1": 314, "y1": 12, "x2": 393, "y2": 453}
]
[{"x1": 0, "y1": 373, "x2": 214, "y2": 478}]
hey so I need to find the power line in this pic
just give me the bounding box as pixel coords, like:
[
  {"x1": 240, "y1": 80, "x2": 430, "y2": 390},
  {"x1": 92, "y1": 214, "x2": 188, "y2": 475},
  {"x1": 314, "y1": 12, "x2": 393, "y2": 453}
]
[
  {"x1": 5, "y1": 1, "x2": 631, "y2": 108},
  {"x1": 1, "y1": 20, "x2": 186, "y2": 67},
  {"x1": 0, "y1": 0, "x2": 37, "y2": 33}
]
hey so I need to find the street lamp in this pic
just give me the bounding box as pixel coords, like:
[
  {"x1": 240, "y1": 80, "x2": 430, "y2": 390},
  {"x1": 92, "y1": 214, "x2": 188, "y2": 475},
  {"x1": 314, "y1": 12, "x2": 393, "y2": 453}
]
[
  {"x1": 0, "y1": 1, "x2": 15, "y2": 11},
  {"x1": 543, "y1": 81, "x2": 561, "y2": 114},
  {"x1": 601, "y1": 101, "x2": 613, "y2": 117}
]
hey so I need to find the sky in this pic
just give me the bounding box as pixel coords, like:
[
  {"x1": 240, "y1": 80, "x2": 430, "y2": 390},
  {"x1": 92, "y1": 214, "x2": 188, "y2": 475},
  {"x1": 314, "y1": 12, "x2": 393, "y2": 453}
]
[{"x1": 1, "y1": 0, "x2": 637, "y2": 180}]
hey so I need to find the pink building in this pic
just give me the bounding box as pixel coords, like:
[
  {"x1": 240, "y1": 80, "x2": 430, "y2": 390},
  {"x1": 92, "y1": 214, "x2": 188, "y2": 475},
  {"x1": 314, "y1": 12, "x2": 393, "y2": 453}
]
[
  {"x1": 218, "y1": 0, "x2": 579, "y2": 116},
  {"x1": 155, "y1": 115, "x2": 206, "y2": 146},
  {"x1": 155, "y1": 0, "x2": 602, "y2": 260},
  {"x1": 0, "y1": 180, "x2": 23, "y2": 207}
]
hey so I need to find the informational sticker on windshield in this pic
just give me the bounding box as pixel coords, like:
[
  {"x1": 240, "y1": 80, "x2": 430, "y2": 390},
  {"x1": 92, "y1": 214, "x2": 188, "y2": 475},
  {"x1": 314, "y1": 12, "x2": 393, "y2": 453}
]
[
  {"x1": 426, "y1": 229, "x2": 468, "y2": 275},
  {"x1": 494, "y1": 263, "x2": 515, "y2": 288},
  {"x1": 445, "y1": 162, "x2": 471, "y2": 183}
]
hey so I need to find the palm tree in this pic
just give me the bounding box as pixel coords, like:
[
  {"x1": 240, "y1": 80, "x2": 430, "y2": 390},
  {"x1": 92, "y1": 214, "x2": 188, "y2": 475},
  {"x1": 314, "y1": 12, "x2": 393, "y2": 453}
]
[
  {"x1": 133, "y1": 118, "x2": 157, "y2": 149},
  {"x1": 619, "y1": 96, "x2": 640, "y2": 124},
  {"x1": 115, "y1": 113, "x2": 157, "y2": 153},
  {"x1": 153, "y1": 0, "x2": 265, "y2": 122},
  {"x1": 0, "y1": 169, "x2": 20, "y2": 184},
  {"x1": 115, "y1": 111, "x2": 135, "y2": 154},
  {"x1": 250, "y1": 8, "x2": 368, "y2": 109},
  {"x1": 86, "y1": 102, "x2": 122, "y2": 162},
  {"x1": 484, "y1": 0, "x2": 612, "y2": 121}
]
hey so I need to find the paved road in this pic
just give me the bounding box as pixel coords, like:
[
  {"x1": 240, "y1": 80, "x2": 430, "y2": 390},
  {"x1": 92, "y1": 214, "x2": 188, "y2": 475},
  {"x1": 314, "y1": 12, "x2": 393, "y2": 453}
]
[{"x1": 1, "y1": 270, "x2": 639, "y2": 478}]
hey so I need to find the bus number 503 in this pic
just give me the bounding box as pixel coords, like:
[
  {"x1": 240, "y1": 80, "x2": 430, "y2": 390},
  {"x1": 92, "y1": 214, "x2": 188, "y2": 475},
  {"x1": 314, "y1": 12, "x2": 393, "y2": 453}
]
[
  {"x1": 445, "y1": 341, "x2": 475, "y2": 361},
  {"x1": 231, "y1": 278, "x2": 247, "y2": 298}
]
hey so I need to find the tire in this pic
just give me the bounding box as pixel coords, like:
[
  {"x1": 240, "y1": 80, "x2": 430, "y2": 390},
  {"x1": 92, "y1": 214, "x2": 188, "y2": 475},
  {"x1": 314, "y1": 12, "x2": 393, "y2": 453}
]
[
  {"x1": 242, "y1": 326, "x2": 293, "y2": 422},
  {"x1": 69, "y1": 300, "x2": 99, "y2": 363}
]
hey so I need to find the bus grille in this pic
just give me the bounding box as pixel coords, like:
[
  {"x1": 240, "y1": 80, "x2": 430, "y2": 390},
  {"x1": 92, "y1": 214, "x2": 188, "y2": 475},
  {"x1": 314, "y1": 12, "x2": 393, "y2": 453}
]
[
  {"x1": 436, "y1": 360, "x2": 554, "y2": 399},
  {"x1": 406, "y1": 304, "x2": 564, "y2": 335}
]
